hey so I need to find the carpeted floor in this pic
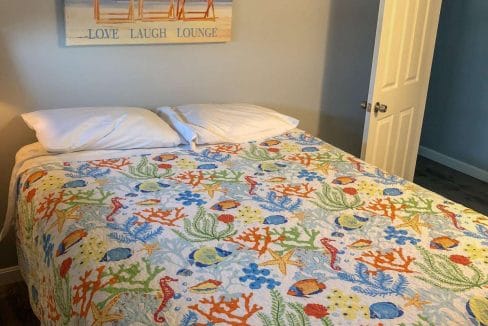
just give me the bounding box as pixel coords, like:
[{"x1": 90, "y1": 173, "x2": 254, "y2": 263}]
[
  {"x1": 0, "y1": 155, "x2": 486, "y2": 323},
  {"x1": 414, "y1": 156, "x2": 488, "y2": 215},
  {"x1": 0, "y1": 282, "x2": 39, "y2": 325}
]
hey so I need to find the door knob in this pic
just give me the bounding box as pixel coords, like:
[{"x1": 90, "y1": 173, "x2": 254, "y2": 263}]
[{"x1": 374, "y1": 102, "x2": 388, "y2": 113}]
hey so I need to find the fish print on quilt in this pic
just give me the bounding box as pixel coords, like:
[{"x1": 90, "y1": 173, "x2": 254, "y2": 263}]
[{"x1": 15, "y1": 131, "x2": 488, "y2": 325}]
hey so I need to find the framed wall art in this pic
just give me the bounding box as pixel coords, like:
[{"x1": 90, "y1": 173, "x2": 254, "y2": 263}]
[{"x1": 64, "y1": 0, "x2": 233, "y2": 46}]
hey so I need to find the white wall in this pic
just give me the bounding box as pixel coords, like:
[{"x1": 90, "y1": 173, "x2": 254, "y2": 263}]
[{"x1": 0, "y1": 0, "x2": 378, "y2": 269}]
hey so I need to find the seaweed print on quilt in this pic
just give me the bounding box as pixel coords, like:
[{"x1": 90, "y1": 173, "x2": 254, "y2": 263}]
[{"x1": 15, "y1": 130, "x2": 488, "y2": 325}]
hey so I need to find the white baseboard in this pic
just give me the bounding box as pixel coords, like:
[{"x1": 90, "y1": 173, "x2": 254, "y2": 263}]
[
  {"x1": 418, "y1": 146, "x2": 488, "y2": 183},
  {"x1": 0, "y1": 266, "x2": 23, "y2": 286}
]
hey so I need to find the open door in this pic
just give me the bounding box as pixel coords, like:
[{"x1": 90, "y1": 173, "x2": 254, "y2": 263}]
[{"x1": 361, "y1": 0, "x2": 442, "y2": 181}]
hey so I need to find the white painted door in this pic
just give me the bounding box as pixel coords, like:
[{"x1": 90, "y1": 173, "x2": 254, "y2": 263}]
[{"x1": 361, "y1": 0, "x2": 442, "y2": 181}]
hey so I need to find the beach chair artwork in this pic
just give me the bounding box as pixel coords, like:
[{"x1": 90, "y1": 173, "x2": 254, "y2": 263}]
[
  {"x1": 176, "y1": 0, "x2": 215, "y2": 21},
  {"x1": 65, "y1": 0, "x2": 232, "y2": 45},
  {"x1": 93, "y1": 0, "x2": 216, "y2": 24}
]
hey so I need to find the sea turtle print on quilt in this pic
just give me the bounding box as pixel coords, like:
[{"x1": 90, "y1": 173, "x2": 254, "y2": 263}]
[{"x1": 15, "y1": 130, "x2": 488, "y2": 325}]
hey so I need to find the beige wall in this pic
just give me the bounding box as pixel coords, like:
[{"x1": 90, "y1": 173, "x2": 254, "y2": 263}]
[{"x1": 0, "y1": 0, "x2": 378, "y2": 268}]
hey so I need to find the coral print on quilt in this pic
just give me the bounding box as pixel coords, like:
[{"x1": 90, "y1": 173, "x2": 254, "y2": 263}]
[{"x1": 14, "y1": 130, "x2": 488, "y2": 325}]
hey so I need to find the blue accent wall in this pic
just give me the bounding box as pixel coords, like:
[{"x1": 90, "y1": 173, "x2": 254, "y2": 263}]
[{"x1": 420, "y1": 0, "x2": 488, "y2": 171}]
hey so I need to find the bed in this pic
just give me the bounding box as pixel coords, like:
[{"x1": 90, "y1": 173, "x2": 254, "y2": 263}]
[{"x1": 10, "y1": 130, "x2": 488, "y2": 325}]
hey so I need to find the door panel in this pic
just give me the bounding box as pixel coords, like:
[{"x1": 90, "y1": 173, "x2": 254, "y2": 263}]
[
  {"x1": 393, "y1": 107, "x2": 414, "y2": 176},
  {"x1": 371, "y1": 115, "x2": 393, "y2": 170},
  {"x1": 404, "y1": 0, "x2": 430, "y2": 84},
  {"x1": 380, "y1": 0, "x2": 406, "y2": 91},
  {"x1": 362, "y1": 0, "x2": 442, "y2": 181}
]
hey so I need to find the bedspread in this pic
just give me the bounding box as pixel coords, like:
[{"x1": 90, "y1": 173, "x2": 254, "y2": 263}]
[{"x1": 14, "y1": 130, "x2": 488, "y2": 325}]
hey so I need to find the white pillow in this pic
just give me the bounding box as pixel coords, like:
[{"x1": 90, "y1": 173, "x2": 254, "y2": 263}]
[
  {"x1": 156, "y1": 103, "x2": 299, "y2": 145},
  {"x1": 22, "y1": 107, "x2": 183, "y2": 153}
]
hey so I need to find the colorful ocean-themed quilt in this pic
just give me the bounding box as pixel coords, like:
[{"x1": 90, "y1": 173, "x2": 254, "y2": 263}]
[{"x1": 15, "y1": 131, "x2": 488, "y2": 325}]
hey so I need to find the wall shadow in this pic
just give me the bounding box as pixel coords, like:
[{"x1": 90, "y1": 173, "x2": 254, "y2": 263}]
[
  {"x1": 319, "y1": 0, "x2": 379, "y2": 156},
  {"x1": 55, "y1": 0, "x2": 67, "y2": 47},
  {"x1": 0, "y1": 33, "x2": 35, "y2": 268}
]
